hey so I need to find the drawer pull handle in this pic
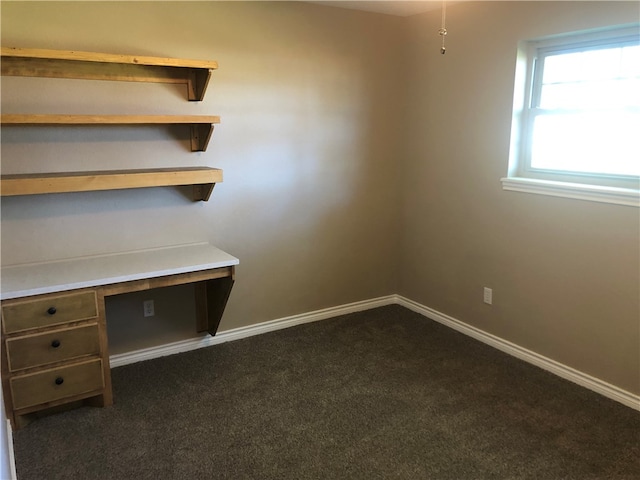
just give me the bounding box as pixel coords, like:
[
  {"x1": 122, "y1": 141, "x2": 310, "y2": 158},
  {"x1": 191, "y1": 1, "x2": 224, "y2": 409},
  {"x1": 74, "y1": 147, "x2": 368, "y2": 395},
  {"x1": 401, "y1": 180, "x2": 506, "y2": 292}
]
[
  {"x1": 47, "y1": 307, "x2": 57, "y2": 315},
  {"x1": 51, "y1": 340, "x2": 61, "y2": 348},
  {"x1": 54, "y1": 377, "x2": 64, "y2": 386}
]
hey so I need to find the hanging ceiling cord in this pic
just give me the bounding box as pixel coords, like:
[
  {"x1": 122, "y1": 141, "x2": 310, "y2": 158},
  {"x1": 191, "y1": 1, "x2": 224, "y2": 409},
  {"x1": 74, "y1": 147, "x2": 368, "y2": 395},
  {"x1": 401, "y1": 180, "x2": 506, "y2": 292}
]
[{"x1": 438, "y1": 0, "x2": 447, "y2": 54}]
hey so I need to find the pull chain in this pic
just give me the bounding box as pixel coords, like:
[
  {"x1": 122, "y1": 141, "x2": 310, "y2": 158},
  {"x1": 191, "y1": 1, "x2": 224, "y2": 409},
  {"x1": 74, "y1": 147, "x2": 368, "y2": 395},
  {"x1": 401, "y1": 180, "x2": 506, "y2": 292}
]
[{"x1": 438, "y1": 0, "x2": 447, "y2": 54}]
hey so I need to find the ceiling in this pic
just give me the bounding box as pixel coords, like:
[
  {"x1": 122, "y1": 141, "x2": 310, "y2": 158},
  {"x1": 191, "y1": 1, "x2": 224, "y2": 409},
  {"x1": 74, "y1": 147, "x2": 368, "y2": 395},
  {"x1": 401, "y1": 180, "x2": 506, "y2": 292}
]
[
  {"x1": 308, "y1": 1, "x2": 605, "y2": 17},
  {"x1": 307, "y1": 1, "x2": 461, "y2": 17}
]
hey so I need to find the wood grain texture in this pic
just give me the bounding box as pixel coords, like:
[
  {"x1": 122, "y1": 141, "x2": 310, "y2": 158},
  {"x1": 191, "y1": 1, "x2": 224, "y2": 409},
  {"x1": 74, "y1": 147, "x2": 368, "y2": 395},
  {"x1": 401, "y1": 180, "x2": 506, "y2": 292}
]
[
  {"x1": 1, "y1": 114, "x2": 220, "y2": 125},
  {"x1": 6, "y1": 324, "x2": 101, "y2": 372},
  {"x1": 10, "y1": 358, "x2": 104, "y2": 410},
  {"x1": 1, "y1": 167, "x2": 222, "y2": 198},
  {"x1": 1, "y1": 47, "x2": 218, "y2": 69},
  {"x1": 98, "y1": 267, "x2": 234, "y2": 297},
  {"x1": 1, "y1": 47, "x2": 217, "y2": 100},
  {"x1": 1, "y1": 115, "x2": 218, "y2": 151},
  {"x1": 2, "y1": 291, "x2": 97, "y2": 334},
  {"x1": 92, "y1": 292, "x2": 113, "y2": 408}
]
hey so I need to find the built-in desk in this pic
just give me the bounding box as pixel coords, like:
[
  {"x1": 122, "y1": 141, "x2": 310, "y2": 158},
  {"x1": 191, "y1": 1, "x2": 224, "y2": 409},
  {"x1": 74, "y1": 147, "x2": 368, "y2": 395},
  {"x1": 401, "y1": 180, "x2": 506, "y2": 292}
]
[{"x1": 1, "y1": 243, "x2": 238, "y2": 428}]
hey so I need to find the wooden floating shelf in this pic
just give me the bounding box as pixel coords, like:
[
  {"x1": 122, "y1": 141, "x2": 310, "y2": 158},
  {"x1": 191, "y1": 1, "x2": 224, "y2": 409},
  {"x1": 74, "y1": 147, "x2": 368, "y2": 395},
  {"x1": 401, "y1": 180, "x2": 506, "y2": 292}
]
[
  {"x1": 1, "y1": 114, "x2": 220, "y2": 152},
  {"x1": 1, "y1": 47, "x2": 218, "y2": 101},
  {"x1": 1, "y1": 167, "x2": 222, "y2": 201}
]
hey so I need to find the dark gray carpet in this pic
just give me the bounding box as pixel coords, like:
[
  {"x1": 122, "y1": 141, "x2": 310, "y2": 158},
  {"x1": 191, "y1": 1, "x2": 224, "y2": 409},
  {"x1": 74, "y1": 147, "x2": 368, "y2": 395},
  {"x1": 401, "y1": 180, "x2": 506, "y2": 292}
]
[{"x1": 12, "y1": 305, "x2": 640, "y2": 479}]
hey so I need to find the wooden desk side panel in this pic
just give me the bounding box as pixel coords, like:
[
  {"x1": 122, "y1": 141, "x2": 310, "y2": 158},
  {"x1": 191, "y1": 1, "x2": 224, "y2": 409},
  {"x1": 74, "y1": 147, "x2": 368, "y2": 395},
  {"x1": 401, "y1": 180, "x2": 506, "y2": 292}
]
[
  {"x1": 90, "y1": 291, "x2": 113, "y2": 407},
  {"x1": 1, "y1": 309, "x2": 18, "y2": 427},
  {"x1": 195, "y1": 266, "x2": 235, "y2": 335}
]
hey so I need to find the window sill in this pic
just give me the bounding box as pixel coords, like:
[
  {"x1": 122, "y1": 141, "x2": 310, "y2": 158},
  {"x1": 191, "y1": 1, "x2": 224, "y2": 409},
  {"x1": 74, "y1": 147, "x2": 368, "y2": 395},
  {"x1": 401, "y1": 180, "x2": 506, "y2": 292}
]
[{"x1": 500, "y1": 177, "x2": 639, "y2": 207}]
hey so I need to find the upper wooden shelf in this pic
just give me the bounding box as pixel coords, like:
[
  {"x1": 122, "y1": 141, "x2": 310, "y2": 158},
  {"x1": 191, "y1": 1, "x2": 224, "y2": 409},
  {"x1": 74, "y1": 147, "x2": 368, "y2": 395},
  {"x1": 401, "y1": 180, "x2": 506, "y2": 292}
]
[
  {"x1": 1, "y1": 167, "x2": 222, "y2": 201},
  {"x1": 1, "y1": 47, "x2": 218, "y2": 101},
  {"x1": 1, "y1": 114, "x2": 220, "y2": 152}
]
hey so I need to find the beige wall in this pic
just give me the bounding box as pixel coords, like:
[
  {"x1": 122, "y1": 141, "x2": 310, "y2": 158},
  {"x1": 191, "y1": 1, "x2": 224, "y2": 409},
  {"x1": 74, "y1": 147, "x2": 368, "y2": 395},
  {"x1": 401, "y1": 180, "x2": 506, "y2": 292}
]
[
  {"x1": 401, "y1": 1, "x2": 640, "y2": 394},
  {"x1": 1, "y1": 2, "x2": 404, "y2": 353},
  {"x1": 1, "y1": 1, "x2": 638, "y2": 395}
]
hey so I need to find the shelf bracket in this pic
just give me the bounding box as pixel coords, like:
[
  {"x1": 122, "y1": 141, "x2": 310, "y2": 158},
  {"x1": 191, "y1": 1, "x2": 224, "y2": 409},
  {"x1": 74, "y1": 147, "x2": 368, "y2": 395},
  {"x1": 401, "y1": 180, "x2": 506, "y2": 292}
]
[
  {"x1": 194, "y1": 269, "x2": 235, "y2": 335},
  {"x1": 192, "y1": 183, "x2": 215, "y2": 202},
  {"x1": 190, "y1": 123, "x2": 214, "y2": 152},
  {"x1": 187, "y1": 69, "x2": 213, "y2": 102}
]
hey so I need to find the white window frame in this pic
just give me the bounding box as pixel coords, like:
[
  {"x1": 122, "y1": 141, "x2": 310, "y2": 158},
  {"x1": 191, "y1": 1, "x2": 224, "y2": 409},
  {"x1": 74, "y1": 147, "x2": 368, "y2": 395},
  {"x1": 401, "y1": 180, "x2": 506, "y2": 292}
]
[{"x1": 502, "y1": 25, "x2": 640, "y2": 207}]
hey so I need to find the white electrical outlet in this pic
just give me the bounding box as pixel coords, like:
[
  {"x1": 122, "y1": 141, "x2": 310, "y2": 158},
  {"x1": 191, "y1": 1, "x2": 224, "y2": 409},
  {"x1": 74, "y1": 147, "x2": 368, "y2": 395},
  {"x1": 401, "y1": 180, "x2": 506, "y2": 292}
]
[
  {"x1": 483, "y1": 287, "x2": 493, "y2": 305},
  {"x1": 143, "y1": 300, "x2": 155, "y2": 317}
]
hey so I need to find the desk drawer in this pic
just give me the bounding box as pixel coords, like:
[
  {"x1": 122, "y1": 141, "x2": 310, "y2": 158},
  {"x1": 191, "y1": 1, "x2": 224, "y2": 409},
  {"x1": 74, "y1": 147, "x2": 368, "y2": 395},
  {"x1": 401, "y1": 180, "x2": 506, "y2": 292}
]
[
  {"x1": 6, "y1": 324, "x2": 101, "y2": 372},
  {"x1": 2, "y1": 291, "x2": 97, "y2": 334},
  {"x1": 10, "y1": 359, "x2": 104, "y2": 410}
]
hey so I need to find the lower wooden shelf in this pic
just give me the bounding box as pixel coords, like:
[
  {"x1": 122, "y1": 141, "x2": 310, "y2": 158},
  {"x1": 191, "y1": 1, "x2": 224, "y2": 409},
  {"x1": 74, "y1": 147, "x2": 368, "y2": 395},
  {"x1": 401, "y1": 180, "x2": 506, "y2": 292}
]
[{"x1": 1, "y1": 167, "x2": 222, "y2": 201}]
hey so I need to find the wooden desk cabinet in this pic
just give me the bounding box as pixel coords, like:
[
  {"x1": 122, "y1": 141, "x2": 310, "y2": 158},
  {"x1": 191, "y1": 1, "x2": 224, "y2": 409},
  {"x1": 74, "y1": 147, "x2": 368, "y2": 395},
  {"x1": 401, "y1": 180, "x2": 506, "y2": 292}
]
[
  {"x1": 1, "y1": 243, "x2": 238, "y2": 428},
  {"x1": 2, "y1": 290, "x2": 109, "y2": 427}
]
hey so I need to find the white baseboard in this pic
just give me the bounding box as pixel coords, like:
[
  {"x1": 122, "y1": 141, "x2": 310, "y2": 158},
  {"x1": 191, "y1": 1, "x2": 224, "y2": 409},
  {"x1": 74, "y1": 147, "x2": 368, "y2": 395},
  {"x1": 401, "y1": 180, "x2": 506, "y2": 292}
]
[
  {"x1": 393, "y1": 295, "x2": 640, "y2": 412},
  {"x1": 109, "y1": 295, "x2": 397, "y2": 368},
  {"x1": 110, "y1": 293, "x2": 639, "y2": 411},
  {"x1": 6, "y1": 419, "x2": 16, "y2": 480}
]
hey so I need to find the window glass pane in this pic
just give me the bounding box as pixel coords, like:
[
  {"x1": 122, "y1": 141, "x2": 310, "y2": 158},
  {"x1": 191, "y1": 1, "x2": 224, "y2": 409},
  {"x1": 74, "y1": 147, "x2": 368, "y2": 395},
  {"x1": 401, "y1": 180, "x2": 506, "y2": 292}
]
[
  {"x1": 540, "y1": 78, "x2": 640, "y2": 109},
  {"x1": 621, "y1": 45, "x2": 640, "y2": 77},
  {"x1": 530, "y1": 112, "x2": 640, "y2": 176},
  {"x1": 542, "y1": 51, "x2": 585, "y2": 84},
  {"x1": 539, "y1": 44, "x2": 640, "y2": 109},
  {"x1": 578, "y1": 48, "x2": 622, "y2": 81}
]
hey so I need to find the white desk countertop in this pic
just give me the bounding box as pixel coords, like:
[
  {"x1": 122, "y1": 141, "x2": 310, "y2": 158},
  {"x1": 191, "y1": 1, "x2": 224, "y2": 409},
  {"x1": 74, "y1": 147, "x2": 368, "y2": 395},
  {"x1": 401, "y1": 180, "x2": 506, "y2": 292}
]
[{"x1": 0, "y1": 243, "x2": 239, "y2": 300}]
